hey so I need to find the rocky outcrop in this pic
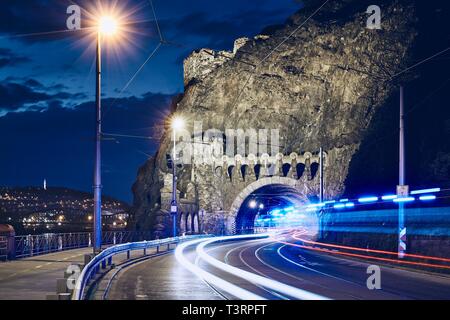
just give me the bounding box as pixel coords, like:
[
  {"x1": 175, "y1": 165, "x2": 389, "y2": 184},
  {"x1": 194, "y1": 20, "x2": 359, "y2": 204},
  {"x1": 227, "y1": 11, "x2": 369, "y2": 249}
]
[{"x1": 132, "y1": 0, "x2": 417, "y2": 237}]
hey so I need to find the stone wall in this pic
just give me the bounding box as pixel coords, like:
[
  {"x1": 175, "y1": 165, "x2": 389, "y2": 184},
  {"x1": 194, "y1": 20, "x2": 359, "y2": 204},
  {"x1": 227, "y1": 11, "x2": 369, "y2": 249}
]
[{"x1": 132, "y1": 0, "x2": 417, "y2": 238}]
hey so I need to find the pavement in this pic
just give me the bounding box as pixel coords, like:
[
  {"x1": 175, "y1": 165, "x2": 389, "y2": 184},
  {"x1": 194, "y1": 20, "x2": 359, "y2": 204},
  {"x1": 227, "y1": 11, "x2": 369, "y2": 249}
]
[
  {"x1": 0, "y1": 248, "x2": 91, "y2": 300},
  {"x1": 2, "y1": 237, "x2": 450, "y2": 300},
  {"x1": 105, "y1": 237, "x2": 450, "y2": 300}
]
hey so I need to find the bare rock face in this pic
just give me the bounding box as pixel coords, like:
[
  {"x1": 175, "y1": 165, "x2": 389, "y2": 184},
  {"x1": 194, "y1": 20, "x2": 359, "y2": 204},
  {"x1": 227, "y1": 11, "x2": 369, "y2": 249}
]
[{"x1": 132, "y1": 0, "x2": 417, "y2": 237}]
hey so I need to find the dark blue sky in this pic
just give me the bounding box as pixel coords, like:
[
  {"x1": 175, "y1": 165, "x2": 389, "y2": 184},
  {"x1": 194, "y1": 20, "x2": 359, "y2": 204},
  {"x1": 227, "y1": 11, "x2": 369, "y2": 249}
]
[{"x1": 0, "y1": 0, "x2": 302, "y2": 202}]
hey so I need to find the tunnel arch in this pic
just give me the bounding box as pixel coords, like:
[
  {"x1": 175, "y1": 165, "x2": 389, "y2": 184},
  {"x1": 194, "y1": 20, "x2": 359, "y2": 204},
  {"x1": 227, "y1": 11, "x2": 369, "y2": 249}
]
[
  {"x1": 229, "y1": 177, "x2": 302, "y2": 213},
  {"x1": 228, "y1": 177, "x2": 315, "y2": 234}
]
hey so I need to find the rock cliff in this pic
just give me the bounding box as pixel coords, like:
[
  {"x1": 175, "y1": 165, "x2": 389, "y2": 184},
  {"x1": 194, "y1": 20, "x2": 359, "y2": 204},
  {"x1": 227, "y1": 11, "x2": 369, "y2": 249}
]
[{"x1": 131, "y1": 0, "x2": 417, "y2": 237}]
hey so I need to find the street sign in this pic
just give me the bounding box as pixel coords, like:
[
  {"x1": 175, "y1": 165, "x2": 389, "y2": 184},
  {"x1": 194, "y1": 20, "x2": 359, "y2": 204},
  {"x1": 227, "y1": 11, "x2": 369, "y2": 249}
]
[{"x1": 397, "y1": 185, "x2": 409, "y2": 197}]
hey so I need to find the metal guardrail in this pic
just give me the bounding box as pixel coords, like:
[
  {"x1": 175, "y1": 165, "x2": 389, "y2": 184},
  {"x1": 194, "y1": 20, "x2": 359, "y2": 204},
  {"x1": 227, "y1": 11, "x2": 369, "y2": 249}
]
[
  {"x1": 72, "y1": 234, "x2": 211, "y2": 300},
  {"x1": 0, "y1": 236, "x2": 7, "y2": 261},
  {"x1": 13, "y1": 231, "x2": 152, "y2": 259}
]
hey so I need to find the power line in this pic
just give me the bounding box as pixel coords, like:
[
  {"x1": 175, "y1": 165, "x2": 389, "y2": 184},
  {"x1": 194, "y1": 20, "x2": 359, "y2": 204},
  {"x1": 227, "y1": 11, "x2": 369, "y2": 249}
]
[
  {"x1": 149, "y1": 0, "x2": 163, "y2": 42},
  {"x1": 227, "y1": 0, "x2": 330, "y2": 113},
  {"x1": 389, "y1": 46, "x2": 450, "y2": 81}
]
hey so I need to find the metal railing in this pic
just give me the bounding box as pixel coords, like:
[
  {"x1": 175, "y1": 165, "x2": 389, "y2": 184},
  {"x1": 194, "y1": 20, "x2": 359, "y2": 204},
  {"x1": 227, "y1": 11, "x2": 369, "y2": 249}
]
[
  {"x1": 72, "y1": 234, "x2": 211, "y2": 300},
  {"x1": 0, "y1": 236, "x2": 7, "y2": 261},
  {"x1": 13, "y1": 231, "x2": 152, "y2": 259}
]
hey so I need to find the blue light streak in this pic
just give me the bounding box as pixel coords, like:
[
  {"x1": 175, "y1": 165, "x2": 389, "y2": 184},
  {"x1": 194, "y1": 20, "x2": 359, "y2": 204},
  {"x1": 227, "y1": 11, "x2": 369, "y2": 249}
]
[
  {"x1": 358, "y1": 196, "x2": 379, "y2": 203},
  {"x1": 393, "y1": 197, "x2": 415, "y2": 203},
  {"x1": 419, "y1": 195, "x2": 436, "y2": 201},
  {"x1": 345, "y1": 202, "x2": 355, "y2": 208},
  {"x1": 382, "y1": 195, "x2": 397, "y2": 201},
  {"x1": 410, "y1": 188, "x2": 441, "y2": 195}
]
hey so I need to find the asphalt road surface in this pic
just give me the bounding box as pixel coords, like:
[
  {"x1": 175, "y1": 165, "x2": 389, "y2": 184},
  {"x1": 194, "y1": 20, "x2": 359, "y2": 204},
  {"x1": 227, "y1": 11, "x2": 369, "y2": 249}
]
[
  {"x1": 106, "y1": 237, "x2": 450, "y2": 300},
  {"x1": 0, "y1": 248, "x2": 91, "y2": 300}
]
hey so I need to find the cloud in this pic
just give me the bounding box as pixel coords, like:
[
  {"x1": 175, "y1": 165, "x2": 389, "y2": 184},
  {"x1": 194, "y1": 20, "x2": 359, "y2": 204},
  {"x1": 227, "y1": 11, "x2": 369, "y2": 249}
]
[
  {"x1": 0, "y1": 77, "x2": 86, "y2": 113},
  {"x1": 0, "y1": 1, "x2": 69, "y2": 43},
  {"x1": 163, "y1": 7, "x2": 297, "y2": 65},
  {"x1": 0, "y1": 48, "x2": 31, "y2": 68},
  {"x1": 0, "y1": 91, "x2": 175, "y2": 201}
]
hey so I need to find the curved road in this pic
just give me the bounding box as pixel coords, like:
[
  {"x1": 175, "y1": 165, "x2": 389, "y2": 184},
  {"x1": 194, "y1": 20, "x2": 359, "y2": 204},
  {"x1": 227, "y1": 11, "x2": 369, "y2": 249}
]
[{"x1": 105, "y1": 235, "x2": 450, "y2": 300}]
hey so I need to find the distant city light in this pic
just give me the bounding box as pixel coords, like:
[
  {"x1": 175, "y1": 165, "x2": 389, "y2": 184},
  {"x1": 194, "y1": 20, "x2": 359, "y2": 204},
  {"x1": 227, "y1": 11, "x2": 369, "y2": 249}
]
[
  {"x1": 358, "y1": 197, "x2": 379, "y2": 203},
  {"x1": 249, "y1": 200, "x2": 257, "y2": 209},
  {"x1": 382, "y1": 195, "x2": 398, "y2": 201},
  {"x1": 410, "y1": 188, "x2": 441, "y2": 195},
  {"x1": 339, "y1": 199, "x2": 349, "y2": 202},
  {"x1": 259, "y1": 203, "x2": 264, "y2": 209},
  {"x1": 333, "y1": 203, "x2": 346, "y2": 209}
]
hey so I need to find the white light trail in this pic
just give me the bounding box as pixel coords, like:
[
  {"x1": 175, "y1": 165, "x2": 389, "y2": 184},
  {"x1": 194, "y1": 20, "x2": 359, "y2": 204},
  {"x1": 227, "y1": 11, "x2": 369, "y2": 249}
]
[
  {"x1": 174, "y1": 238, "x2": 265, "y2": 300},
  {"x1": 196, "y1": 235, "x2": 331, "y2": 300}
]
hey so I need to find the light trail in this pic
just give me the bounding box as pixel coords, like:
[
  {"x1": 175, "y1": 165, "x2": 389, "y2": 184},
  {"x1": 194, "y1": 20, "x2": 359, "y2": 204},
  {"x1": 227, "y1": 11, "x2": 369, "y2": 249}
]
[
  {"x1": 274, "y1": 231, "x2": 450, "y2": 270},
  {"x1": 195, "y1": 235, "x2": 331, "y2": 300},
  {"x1": 291, "y1": 232, "x2": 450, "y2": 263},
  {"x1": 174, "y1": 238, "x2": 265, "y2": 300}
]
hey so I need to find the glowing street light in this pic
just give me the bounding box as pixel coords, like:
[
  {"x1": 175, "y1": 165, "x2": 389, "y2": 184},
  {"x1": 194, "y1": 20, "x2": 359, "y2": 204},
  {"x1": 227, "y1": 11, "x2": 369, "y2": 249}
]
[
  {"x1": 99, "y1": 16, "x2": 118, "y2": 36},
  {"x1": 170, "y1": 116, "x2": 185, "y2": 238},
  {"x1": 92, "y1": 15, "x2": 121, "y2": 254}
]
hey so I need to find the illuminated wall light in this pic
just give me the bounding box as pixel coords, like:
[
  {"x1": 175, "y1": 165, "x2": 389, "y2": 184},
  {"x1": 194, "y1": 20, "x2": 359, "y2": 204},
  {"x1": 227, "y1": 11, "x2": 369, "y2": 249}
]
[
  {"x1": 324, "y1": 200, "x2": 336, "y2": 205},
  {"x1": 393, "y1": 197, "x2": 415, "y2": 203},
  {"x1": 410, "y1": 188, "x2": 441, "y2": 195},
  {"x1": 339, "y1": 199, "x2": 349, "y2": 202},
  {"x1": 358, "y1": 197, "x2": 379, "y2": 203},
  {"x1": 381, "y1": 195, "x2": 397, "y2": 201},
  {"x1": 419, "y1": 195, "x2": 436, "y2": 201},
  {"x1": 333, "y1": 203, "x2": 345, "y2": 209}
]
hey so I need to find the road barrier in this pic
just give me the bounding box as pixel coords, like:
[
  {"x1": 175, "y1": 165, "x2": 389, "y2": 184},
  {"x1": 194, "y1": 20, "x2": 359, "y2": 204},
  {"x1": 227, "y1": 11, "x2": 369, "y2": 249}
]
[
  {"x1": 12, "y1": 231, "x2": 152, "y2": 259},
  {"x1": 72, "y1": 234, "x2": 211, "y2": 300},
  {"x1": 0, "y1": 236, "x2": 7, "y2": 261}
]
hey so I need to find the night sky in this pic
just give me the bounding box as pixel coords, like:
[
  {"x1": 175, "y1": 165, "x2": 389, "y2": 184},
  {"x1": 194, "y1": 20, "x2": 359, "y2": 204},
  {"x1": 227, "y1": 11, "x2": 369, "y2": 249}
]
[{"x1": 0, "y1": 0, "x2": 302, "y2": 202}]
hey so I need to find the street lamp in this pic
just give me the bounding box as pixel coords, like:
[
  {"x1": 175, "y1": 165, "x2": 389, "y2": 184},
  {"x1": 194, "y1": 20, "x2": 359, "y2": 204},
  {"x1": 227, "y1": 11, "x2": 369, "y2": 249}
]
[
  {"x1": 93, "y1": 16, "x2": 119, "y2": 254},
  {"x1": 170, "y1": 116, "x2": 185, "y2": 238}
]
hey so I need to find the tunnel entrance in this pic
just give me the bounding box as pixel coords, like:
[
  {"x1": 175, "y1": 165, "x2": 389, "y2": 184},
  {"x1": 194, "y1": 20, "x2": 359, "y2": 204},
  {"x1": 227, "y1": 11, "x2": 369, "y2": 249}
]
[{"x1": 232, "y1": 179, "x2": 319, "y2": 236}]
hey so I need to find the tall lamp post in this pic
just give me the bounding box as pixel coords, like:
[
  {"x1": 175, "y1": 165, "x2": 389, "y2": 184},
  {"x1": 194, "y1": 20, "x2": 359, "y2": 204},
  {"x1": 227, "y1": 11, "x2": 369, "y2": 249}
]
[
  {"x1": 170, "y1": 117, "x2": 185, "y2": 238},
  {"x1": 93, "y1": 16, "x2": 119, "y2": 254},
  {"x1": 397, "y1": 86, "x2": 408, "y2": 259}
]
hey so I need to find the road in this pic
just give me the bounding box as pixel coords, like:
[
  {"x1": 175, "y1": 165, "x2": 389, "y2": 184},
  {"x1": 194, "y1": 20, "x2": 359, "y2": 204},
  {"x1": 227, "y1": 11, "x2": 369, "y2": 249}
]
[
  {"x1": 0, "y1": 248, "x2": 91, "y2": 300},
  {"x1": 105, "y1": 235, "x2": 450, "y2": 300}
]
